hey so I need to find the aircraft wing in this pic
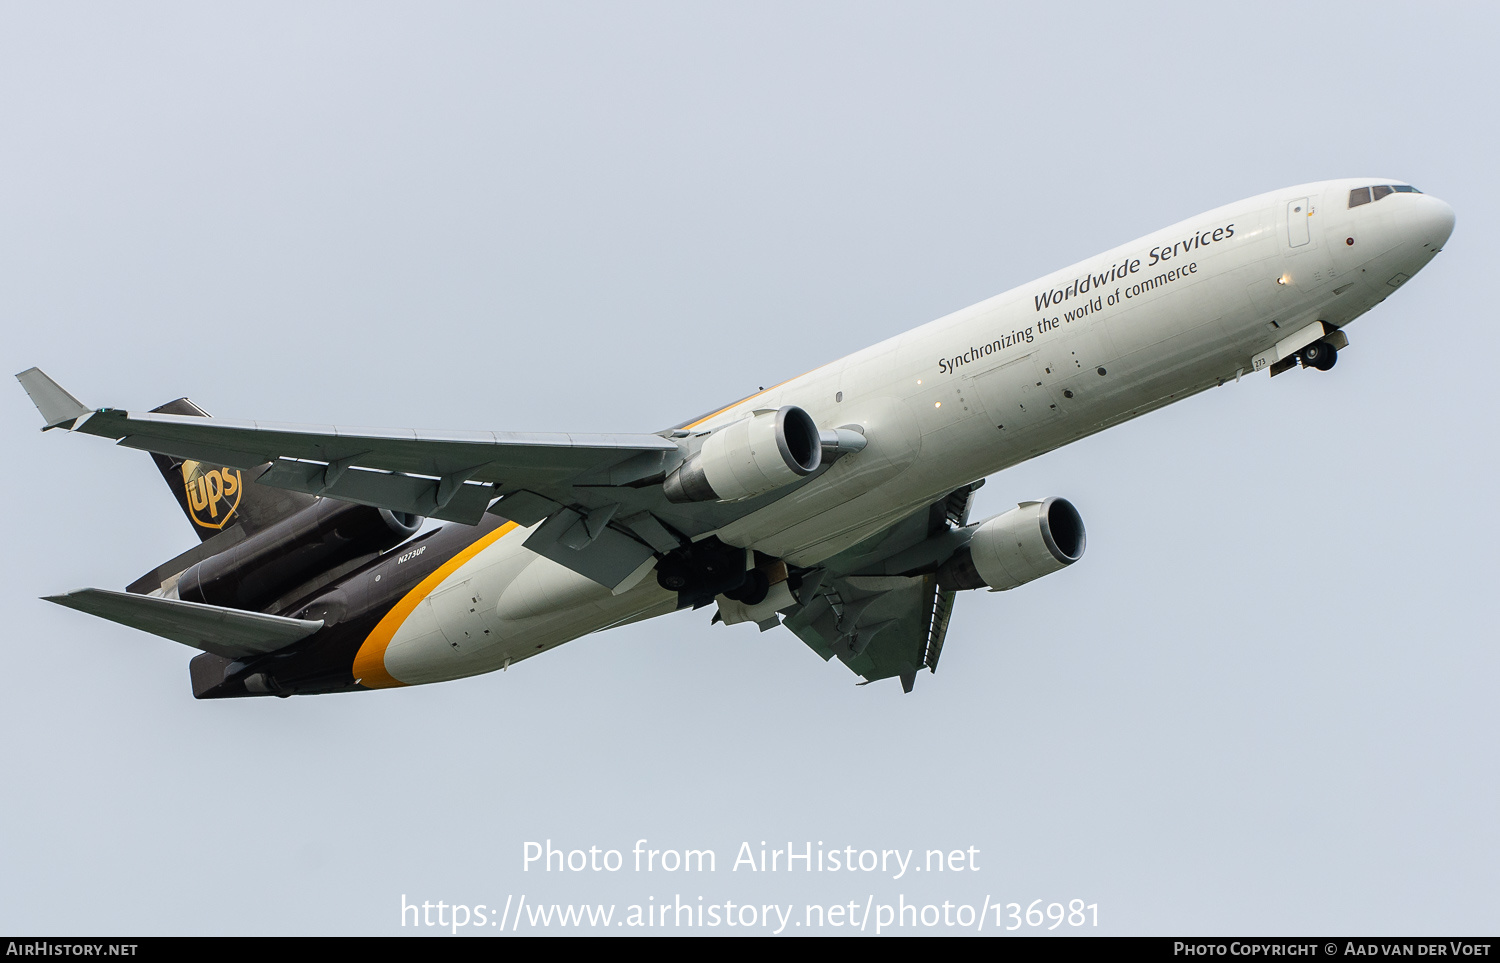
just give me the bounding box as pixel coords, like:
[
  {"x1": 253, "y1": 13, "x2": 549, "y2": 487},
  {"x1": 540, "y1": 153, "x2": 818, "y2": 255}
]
[
  {"x1": 782, "y1": 573, "x2": 956, "y2": 693},
  {"x1": 17, "y1": 368, "x2": 778, "y2": 591},
  {"x1": 778, "y1": 483, "x2": 976, "y2": 691},
  {"x1": 18, "y1": 370, "x2": 955, "y2": 602},
  {"x1": 66, "y1": 404, "x2": 680, "y2": 524},
  {"x1": 21, "y1": 365, "x2": 685, "y2": 510}
]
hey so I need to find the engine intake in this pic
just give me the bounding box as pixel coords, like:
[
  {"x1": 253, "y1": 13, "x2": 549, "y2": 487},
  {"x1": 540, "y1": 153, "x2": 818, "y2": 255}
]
[
  {"x1": 939, "y1": 497, "x2": 1085, "y2": 591},
  {"x1": 664, "y1": 405, "x2": 822, "y2": 503}
]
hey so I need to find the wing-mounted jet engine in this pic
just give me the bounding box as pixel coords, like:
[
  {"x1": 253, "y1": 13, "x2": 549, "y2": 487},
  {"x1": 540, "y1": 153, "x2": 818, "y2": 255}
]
[
  {"x1": 936, "y1": 497, "x2": 1086, "y2": 592},
  {"x1": 759, "y1": 490, "x2": 1085, "y2": 692},
  {"x1": 653, "y1": 406, "x2": 869, "y2": 607},
  {"x1": 663, "y1": 405, "x2": 824, "y2": 503}
]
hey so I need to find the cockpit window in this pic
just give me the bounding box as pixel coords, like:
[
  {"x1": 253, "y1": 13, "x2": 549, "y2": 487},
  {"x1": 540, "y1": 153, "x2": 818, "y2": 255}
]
[{"x1": 1348, "y1": 184, "x2": 1422, "y2": 208}]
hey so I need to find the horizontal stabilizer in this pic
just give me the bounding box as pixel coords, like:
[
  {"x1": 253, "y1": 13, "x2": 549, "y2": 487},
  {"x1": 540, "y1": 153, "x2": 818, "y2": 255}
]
[
  {"x1": 15, "y1": 368, "x2": 90, "y2": 430},
  {"x1": 44, "y1": 588, "x2": 323, "y2": 660}
]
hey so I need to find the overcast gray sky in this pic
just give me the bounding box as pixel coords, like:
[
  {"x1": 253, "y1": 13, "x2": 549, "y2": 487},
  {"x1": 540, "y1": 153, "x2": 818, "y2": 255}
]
[{"x1": 2, "y1": 2, "x2": 1495, "y2": 936}]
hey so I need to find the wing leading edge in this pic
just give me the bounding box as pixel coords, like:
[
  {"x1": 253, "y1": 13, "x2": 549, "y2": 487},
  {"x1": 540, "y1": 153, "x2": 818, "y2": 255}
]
[
  {"x1": 17, "y1": 368, "x2": 771, "y2": 593},
  {"x1": 17, "y1": 368, "x2": 682, "y2": 528}
]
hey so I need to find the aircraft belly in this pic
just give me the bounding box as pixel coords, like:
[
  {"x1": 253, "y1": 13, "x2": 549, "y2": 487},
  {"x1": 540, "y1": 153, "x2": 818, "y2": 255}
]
[
  {"x1": 380, "y1": 532, "x2": 525, "y2": 684},
  {"x1": 379, "y1": 527, "x2": 674, "y2": 687},
  {"x1": 773, "y1": 489, "x2": 942, "y2": 567},
  {"x1": 713, "y1": 395, "x2": 924, "y2": 554}
]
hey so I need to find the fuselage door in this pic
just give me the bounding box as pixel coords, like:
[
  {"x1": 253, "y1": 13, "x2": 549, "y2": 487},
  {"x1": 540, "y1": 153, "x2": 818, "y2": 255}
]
[
  {"x1": 969, "y1": 353, "x2": 1058, "y2": 436},
  {"x1": 1287, "y1": 198, "x2": 1311, "y2": 248},
  {"x1": 431, "y1": 578, "x2": 480, "y2": 650}
]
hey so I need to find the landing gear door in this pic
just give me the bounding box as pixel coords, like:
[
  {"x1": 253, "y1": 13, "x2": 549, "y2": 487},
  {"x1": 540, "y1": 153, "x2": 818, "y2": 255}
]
[{"x1": 1287, "y1": 198, "x2": 1312, "y2": 248}]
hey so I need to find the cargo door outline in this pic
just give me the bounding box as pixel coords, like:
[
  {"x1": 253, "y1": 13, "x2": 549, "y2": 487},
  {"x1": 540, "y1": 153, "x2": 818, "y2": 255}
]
[
  {"x1": 1287, "y1": 197, "x2": 1312, "y2": 248},
  {"x1": 431, "y1": 578, "x2": 482, "y2": 650},
  {"x1": 1039, "y1": 319, "x2": 1117, "y2": 410},
  {"x1": 967, "y1": 354, "x2": 1059, "y2": 435}
]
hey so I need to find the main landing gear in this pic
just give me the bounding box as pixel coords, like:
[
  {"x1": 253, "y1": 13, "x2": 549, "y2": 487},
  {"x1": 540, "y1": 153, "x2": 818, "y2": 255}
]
[
  {"x1": 656, "y1": 536, "x2": 792, "y2": 610},
  {"x1": 1299, "y1": 340, "x2": 1338, "y2": 371},
  {"x1": 656, "y1": 535, "x2": 759, "y2": 608}
]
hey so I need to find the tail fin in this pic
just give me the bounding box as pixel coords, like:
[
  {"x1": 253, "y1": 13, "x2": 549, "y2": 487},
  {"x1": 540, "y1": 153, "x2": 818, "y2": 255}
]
[{"x1": 147, "y1": 398, "x2": 316, "y2": 543}]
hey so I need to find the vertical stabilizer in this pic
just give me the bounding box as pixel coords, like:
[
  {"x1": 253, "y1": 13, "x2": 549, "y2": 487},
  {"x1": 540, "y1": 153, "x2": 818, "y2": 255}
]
[{"x1": 147, "y1": 398, "x2": 317, "y2": 543}]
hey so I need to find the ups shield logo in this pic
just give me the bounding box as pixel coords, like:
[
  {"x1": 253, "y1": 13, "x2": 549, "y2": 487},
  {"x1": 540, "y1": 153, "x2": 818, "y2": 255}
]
[{"x1": 182, "y1": 460, "x2": 242, "y2": 530}]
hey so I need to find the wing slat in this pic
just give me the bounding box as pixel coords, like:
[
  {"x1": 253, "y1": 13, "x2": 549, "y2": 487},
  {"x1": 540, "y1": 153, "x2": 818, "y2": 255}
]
[{"x1": 76, "y1": 408, "x2": 677, "y2": 482}]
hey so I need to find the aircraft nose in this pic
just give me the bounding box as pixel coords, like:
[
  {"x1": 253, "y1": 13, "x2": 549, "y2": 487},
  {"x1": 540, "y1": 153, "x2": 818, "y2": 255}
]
[{"x1": 1409, "y1": 193, "x2": 1455, "y2": 249}]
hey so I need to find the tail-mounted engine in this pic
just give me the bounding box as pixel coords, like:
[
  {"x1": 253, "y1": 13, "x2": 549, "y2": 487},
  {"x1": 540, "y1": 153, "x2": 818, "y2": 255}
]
[{"x1": 176, "y1": 501, "x2": 421, "y2": 610}]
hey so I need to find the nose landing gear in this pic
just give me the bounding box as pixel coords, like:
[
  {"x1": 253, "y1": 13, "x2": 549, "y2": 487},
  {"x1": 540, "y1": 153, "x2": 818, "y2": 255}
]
[
  {"x1": 1299, "y1": 340, "x2": 1338, "y2": 371},
  {"x1": 1263, "y1": 323, "x2": 1348, "y2": 377}
]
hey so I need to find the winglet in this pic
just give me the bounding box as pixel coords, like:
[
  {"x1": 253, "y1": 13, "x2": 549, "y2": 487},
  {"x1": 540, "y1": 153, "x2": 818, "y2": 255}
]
[{"x1": 15, "y1": 368, "x2": 90, "y2": 430}]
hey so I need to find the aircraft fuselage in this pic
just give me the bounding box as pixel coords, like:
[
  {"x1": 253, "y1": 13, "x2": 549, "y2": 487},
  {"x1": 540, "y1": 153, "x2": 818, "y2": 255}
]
[{"x1": 176, "y1": 178, "x2": 1454, "y2": 697}]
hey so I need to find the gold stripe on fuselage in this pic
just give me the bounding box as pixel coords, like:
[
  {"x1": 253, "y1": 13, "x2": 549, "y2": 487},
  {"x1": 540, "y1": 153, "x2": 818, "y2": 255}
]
[
  {"x1": 352, "y1": 521, "x2": 520, "y2": 689},
  {"x1": 676, "y1": 368, "x2": 821, "y2": 431},
  {"x1": 359, "y1": 364, "x2": 819, "y2": 686}
]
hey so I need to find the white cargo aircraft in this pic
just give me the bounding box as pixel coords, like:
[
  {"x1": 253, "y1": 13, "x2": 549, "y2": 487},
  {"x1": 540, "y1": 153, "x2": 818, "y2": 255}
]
[{"x1": 19, "y1": 178, "x2": 1454, "y2": 697}]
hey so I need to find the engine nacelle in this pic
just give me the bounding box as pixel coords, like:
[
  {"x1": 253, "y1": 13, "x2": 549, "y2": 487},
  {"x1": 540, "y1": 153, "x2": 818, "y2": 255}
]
[
  {"x1": 939, "y1": 497, "x2": 1085, "y2": 591},
  {"x1": 664, "y1": 405, "x2": 822, "y2": 503},
  {"x1": 177, "y1": 501, "x2": 422, "y2": 609}
]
